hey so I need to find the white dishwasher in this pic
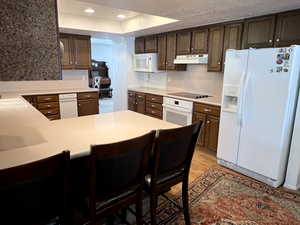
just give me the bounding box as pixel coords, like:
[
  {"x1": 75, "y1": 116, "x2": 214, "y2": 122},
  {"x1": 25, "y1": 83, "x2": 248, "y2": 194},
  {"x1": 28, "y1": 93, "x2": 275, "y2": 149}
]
[{"x1": 59, "y1": 93, "x2": 78, "y2": 119}]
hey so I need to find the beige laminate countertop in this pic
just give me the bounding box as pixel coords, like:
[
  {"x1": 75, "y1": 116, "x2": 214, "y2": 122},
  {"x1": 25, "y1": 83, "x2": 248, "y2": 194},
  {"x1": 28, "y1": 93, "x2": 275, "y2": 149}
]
[
  {"x1": 128, "y1": 87, "x2": 222, "y2": 106},
  {"x1": 0, "y1": 90, "x2": 178, "y2": 170},
  {"x1": 0, "y1": 87, "x2": 99, "y2": 99}
]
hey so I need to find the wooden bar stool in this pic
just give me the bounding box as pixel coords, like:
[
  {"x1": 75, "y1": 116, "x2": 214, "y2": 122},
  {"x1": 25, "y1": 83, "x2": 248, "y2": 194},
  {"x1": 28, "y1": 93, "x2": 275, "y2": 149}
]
[
  {"x1": 0, "y1": 151, "x2": 70, "y2": 225},
  {"x1": 145, "y1": 121, "x2": 202, "y2": 225},
  {"x1": 88, "y1": 131, "x2": 156, "y2": 225}
]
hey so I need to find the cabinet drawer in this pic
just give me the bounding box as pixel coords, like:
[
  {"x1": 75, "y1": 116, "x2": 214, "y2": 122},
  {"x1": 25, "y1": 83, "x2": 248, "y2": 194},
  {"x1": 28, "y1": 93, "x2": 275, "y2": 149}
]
[
  {"x1": 47, "y1": 114, "x2": 60, "y2": 121},
  {"x1": 37, "y1": 95, "x2": 59, "y2": 103},
  {"x1": 128, "y1": 91, "x2": 136, "y2": 98},
  {"x1": 136, "y1": 92, "x2": 146, "y2": 100},
  {"x1": 146, "y1": 107, "x2": 163, "y2": 119},
  {"x1": 146, "y1": 102, "x2": 162, "y2": 111},
  {"x1": 40, "y1": 108, "x2": 60, "y2": 116},
  {"x1": 37, "y1": 102, "x2": 59, "y2": 110},
  {"x1": 194, "y1": 103, "x2": 220, "y2": 117},
  {"x1": 146, "y1": 94, "x2": 163, "y2": 104},
  {"x1": 77, "y1": 92, "x2": 98, "y2": 100}
]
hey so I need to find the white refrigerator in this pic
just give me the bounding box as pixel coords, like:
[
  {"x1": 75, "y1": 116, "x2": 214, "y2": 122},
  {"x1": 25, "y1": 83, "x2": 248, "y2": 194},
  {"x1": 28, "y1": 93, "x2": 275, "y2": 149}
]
[{"x1": 217, "y1": 46, "x2": 300, "y2": 187}]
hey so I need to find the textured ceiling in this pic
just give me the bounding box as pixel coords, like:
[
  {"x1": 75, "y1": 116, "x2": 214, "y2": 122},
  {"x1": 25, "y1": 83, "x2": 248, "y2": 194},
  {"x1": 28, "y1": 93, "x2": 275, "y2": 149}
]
[{"x1": 79, "y1": 0, "x2": 300, "y2": 36}]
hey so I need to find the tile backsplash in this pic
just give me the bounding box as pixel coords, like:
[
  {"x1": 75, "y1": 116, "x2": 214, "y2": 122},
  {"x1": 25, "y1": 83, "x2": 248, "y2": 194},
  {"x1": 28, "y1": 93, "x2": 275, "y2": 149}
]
[{"x1": 133, "y1": 65, "x2": 223, "y2": 97}]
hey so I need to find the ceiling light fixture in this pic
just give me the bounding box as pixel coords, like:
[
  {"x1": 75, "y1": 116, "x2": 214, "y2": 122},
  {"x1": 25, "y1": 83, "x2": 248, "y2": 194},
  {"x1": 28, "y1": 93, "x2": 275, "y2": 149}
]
[
  {"x1": 117, "y1": 14, "x2": 126, "y2": 19},
  {"x1": 84, "y1": 8, "x2": 95, "y2": 14}
]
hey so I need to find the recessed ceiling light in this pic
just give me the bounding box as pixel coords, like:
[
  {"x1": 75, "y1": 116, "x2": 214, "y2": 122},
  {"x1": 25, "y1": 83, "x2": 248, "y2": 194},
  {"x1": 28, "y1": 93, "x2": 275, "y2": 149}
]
[
  {"x1": 84, "y1": 8, "x2": 95, "y2": 14},
  {"x1": 117, "y1": 14, "x2": 126, "y2": 19}
]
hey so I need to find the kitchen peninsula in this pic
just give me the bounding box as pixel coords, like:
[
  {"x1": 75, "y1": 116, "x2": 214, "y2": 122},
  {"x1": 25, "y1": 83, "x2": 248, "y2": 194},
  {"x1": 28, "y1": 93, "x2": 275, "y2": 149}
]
[{"x1": 0, "y1": 93, "x2": 177, "y2": 170}]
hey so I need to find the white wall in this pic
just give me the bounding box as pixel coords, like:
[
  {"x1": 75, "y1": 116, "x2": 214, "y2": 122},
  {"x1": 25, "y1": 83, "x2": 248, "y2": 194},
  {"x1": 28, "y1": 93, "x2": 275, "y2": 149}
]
[
  {"x1": 129, "y1": 64, "x2": 223, "y2": 97},
  {"x1": 62, "y1": 70, "x2": 89, "y2": 81},
  {"x1": 90, "y1": 37, "x2": 134, "y2": 112}
]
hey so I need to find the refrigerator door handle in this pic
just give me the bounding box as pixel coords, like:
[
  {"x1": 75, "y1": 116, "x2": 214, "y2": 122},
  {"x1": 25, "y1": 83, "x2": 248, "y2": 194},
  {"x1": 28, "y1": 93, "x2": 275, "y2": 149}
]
[
  {"x1": 240, "y1": 72, "x2": 251, "y2": 126},
  {"x1": 238, "y1": 71, "x2": 247, "y2": 125}
]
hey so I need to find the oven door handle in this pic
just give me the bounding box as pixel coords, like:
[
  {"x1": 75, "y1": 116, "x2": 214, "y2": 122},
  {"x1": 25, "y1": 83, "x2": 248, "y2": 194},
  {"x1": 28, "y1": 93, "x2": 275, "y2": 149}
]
[{"x1": 162, "y1": 104, "x2": 193, "y2": 113}]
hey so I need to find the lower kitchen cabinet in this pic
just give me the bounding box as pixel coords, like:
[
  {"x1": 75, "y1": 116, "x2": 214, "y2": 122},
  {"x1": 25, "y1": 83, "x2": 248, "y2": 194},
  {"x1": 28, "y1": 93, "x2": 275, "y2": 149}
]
[
  {"x1": 193, "y1": 103, "x2": 221, "y2": 152},
  {"x1": 78, "y1": 99, "x2": 99, "y2": 116},
  {"x1": 77, "y1": 92, "x2": 99, "y2": 116},
  {"x1": 23, "y1": 91, "x2": 99, "y2": 119},
  {"x1": 136, "y1": 93, "x2": 146, "y2": 114},
  {"x1": 127, "y1": 91, "x2": 163, "y2": 119},
  {"x1": 192, "y1": 112, "x2": 206, "y2": 146},
  {"x1": 205, "y1": 115, "x2": 220, "y2": 152}
]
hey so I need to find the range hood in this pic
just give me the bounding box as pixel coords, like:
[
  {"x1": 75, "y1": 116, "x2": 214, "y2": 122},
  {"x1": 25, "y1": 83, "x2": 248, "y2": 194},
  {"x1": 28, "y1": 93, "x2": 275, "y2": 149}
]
[{"x1": 174, "y1": 54, "x2": 208, "y2": 64}]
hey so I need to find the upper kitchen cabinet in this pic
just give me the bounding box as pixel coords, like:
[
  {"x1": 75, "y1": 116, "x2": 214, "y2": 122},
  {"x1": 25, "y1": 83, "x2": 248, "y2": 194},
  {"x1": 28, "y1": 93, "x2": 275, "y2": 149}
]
[
  {"x1": 60, "y1": 33, "x2": 91, "y2": 70},
  {"x1": 60, "y1": 36, "x2": 73, "y2": 69},
  {"x1": 176, "y1": 31, "x2": 192, "y2": 55},
  {"x1": 223, "y1": 22, "x2": 243, "y2": 66},
  {"x1": 135, "y1": 37, "x2": 145, "y2": 54},
  {"x1": 191, "y1": 28, "x2": 209, "y2": 54},
  {"x1": 242, "y1": 15, "x2": 276, "y2": 49},
  {"x1": 275, "y1": 10, "x2": 300, "y2": 47},
  {"x1": 73, "y1": 35, "x2": 91, "y2": 69},
  {"x1": 166, "y1": 33, "x2": 186, "y2": 71},
  {"x1": 157, "y1": 34, "x2": 167, "y2": 70},
  {"x1": 144, "y1": 36, "x2": 157, "y2": 53},
  {"x1": 208, "y1": 26, "x2": 224, "y2": 72}
]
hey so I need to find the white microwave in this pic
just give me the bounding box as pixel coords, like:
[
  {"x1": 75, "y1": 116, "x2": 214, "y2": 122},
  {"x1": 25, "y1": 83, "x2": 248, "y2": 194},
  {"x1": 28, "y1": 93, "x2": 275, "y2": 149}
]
[{"x1": 133, "y1": 53, "x2": 161, "y2": 73}]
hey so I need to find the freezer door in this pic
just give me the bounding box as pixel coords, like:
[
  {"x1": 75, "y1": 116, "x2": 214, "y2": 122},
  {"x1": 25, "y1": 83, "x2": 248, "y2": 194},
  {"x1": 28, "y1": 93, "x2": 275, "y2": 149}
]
[
  {"x1": 237, "y1": 47, "x2": 299, "y2": 180},
  {"x1": 217, "y1": 49, "x2": 249, "y2": 163}
]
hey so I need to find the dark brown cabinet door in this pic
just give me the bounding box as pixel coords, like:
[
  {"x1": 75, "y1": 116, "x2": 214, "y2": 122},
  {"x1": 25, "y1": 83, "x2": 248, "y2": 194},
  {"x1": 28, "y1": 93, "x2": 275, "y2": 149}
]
[
  {"x1": 135, "y1": 37, "x2": 145, "y2": 54},
  {"x1": 191, "y1": 28, "x2": 208, "y2": 54},
  {"x1": 223, "y1": 23, "x2": 243, "y2": 68},
  {"x1": 208, "y1": 26, "x2": 224, "y2": 72},
  {"x1": 60, "y1": 36, "x2": 74, "y2": 69},
  {"x1": 78, "y1": 99, "x2": 99, "y2": 116},
  {"x1": 166, "y1": 33, "x2": 177, "y2": 70},
  {"x1": 157, "y1": 34, "x2": 167, "y2": 70},
  {"x1": 275, "y1": 10, "x2": 300, "y2": 47},
  {"x1": 73, "y1": 36, "x2": 91, "y2": 69},
  {"x1": 145, "y1": 36, "x2": 157, "y2": 53},
  {"x1": 128, "y1": 97, "x2": 136, "y2": 112},
  {"x1": 136, "y1": 93, "x2": 146, "y2": 114},
  {"x1": 128, "y1": 91, "x2": 136, "y2": 112},
  {"x1": 205, "y1": 115, "x2": 220, "y2": 152},
  {"x1": 176, "y1": 31, "x2": 191, "y2": 55},
  {"x1": 242, "y1": 15, "x2": 276, "y2": 49},
  {"x1": 166, "y1": 33, "x2": 186, "y2": 71},
  {"x1": 193, "y1": 112, "x2": 206, "y2": 147}
]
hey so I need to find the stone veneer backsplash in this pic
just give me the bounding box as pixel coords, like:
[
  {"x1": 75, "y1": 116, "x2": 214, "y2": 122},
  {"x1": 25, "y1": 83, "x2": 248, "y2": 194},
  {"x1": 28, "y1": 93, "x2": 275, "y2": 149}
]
[{"x1": 0, "y1": 0, "x2": 61, "y2": 81}]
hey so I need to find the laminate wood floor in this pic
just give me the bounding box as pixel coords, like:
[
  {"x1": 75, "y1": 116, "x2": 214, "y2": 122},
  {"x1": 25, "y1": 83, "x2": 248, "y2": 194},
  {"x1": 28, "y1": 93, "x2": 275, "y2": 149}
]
[{"x1": 168, "y1": 147, "x2": 228, "y2": 195}]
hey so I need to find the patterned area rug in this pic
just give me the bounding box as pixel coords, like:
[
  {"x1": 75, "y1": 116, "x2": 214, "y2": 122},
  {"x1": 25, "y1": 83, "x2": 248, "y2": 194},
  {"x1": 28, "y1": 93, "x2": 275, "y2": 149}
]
[{"x1": 144, "y1": 168, "x2": 300, "y2": 225}]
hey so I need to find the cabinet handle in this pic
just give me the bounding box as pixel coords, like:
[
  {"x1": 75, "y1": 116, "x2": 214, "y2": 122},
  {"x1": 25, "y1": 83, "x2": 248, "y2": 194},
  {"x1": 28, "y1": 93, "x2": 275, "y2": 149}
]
[
  {"x1": 152, "y1": 111, "x2": 155, "y2": 114},
  {"x1": 152, "y1": 104, "x2": 155, "y2": 107},
  {"x1": 78, "y1": 104, "x2": 81, "y2": 106},
  {"x1": 276, "y1": 38, "x2": 280, "y2": 42},
  {"x1": 269, "y1": 39, "x2": 273, "y2": 43},
  {"x1": 204, "y1": 108, "x2": 211, "y2": 112},
  {"x1": 207, "y1": 120, "x2": 210, "y2": 124},
  {"x1": 47, "y1": 105, "x2": 51, "y2": 108},
  {"x1": 151, "y1": 98, "x2": 155, "y2": 101},
  {"x1": 217, "y1": 62, "x2": 221, "y2": 65},
  {"x1": 191, "y1": 47, "x2": 194, "y2": 50}
]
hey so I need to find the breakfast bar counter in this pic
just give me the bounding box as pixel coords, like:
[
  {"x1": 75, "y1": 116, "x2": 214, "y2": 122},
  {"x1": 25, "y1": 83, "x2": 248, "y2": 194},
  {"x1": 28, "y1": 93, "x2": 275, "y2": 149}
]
[{"x1": 0, "y1": 96, "x2": 177, "y2": 170}]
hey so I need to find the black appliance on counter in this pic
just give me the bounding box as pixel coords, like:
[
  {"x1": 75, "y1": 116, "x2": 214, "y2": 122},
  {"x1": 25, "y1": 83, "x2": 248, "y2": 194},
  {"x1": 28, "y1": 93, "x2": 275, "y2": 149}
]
[{"x1": 89, "y1": 60, "x2": 112, "y2": 98}]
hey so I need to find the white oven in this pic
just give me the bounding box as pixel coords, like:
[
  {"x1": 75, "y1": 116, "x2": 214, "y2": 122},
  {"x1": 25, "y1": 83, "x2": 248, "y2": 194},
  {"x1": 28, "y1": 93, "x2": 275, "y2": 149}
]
[{"x1": 162, "y1": 97, "x2": 193, "y2": 126}]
